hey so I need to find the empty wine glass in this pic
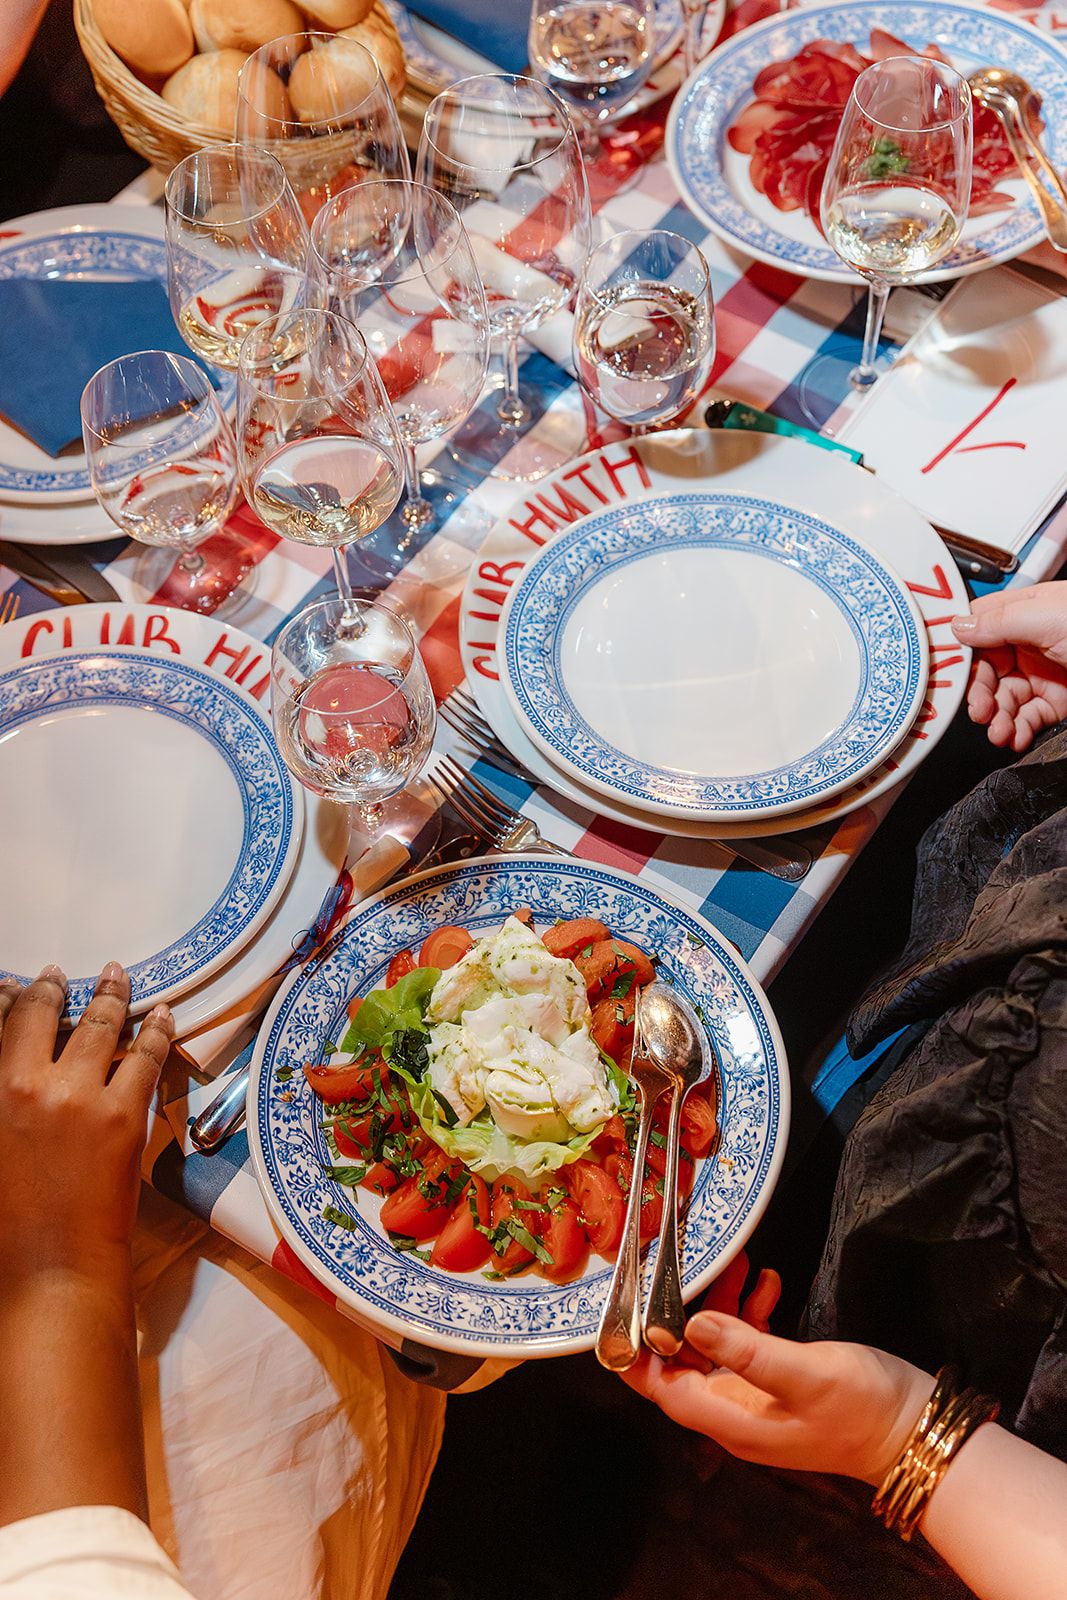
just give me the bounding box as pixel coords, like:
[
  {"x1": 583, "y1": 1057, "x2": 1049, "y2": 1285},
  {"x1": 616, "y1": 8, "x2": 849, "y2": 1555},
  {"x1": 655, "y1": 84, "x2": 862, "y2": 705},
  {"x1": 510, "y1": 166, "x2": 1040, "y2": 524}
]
[
  {"x1": 81, "y1": 351, "x2": 247, "y2": 615},
  {"x1": 307, "y1": 178, "x2": 492, "y2": 573},
  {"x1": 822, "y1": 56, "x2": 972, "y2": 389},
  {"x1": 236, "y1": 307, "x2": 405, "y2": 605},
  {"x1": 528, "y1": 0, "x2": 655, "y2": 191},
  {"x1": 416, "y1": 73, "x2": 592, "y2": 482},
  {"x1": 681, "y1": 1, "x2": 709, "y2": 78},
  {"x1": 236, "y1": 32, "x2": 410, "y2": 225},
  {"x1": 272, "y1": 596, "x2": 436, "y2": 846},
  {"x1": 164, "y1": 143, "x2": 310, "y2": 372},
  {"x1": 574, "y1": 228, "x2": 715, "y2": 430}
]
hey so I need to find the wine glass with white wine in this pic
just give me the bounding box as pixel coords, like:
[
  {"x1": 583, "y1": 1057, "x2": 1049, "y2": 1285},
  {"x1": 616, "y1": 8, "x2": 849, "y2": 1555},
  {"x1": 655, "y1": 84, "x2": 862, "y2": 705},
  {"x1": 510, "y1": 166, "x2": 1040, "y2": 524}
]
[
  {"x1": 236, "y1": 307, "x2": 405, "y2": 604},
  {"x1": 821, "y1": 55, "x2": 972, "y2": 391}
]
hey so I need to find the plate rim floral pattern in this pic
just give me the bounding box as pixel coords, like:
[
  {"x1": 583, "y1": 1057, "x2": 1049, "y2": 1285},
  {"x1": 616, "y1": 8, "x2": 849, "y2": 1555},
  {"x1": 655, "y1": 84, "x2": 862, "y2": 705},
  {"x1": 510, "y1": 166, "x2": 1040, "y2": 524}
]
[
  {"x1": 498, "y1": 491, "x2": 928, "y2": 821},
  {"x1": 665, "y1": 0, "x2": 1067, "y2": 282},
  {"x1": 0, "y1": 648, "x2": 303, "y2": 1016},
  {"x1": 248, "y1": 856, "x2": 790, "y2": 1358}
]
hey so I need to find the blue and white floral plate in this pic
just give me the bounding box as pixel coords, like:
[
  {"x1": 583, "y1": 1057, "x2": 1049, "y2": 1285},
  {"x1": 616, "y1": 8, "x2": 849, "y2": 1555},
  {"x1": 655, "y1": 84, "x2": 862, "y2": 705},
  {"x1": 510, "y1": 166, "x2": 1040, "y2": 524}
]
[
  {"x1": 0, "y1": 648, "x2": 303, "y2": 1018},
  {"x1": 498, "y1": 489, "x2": 928, "y2": 823},
  {"x1": 384, "y1": 0, "x2": 687, "y2": 95},
  {"x1": 666, "y1": 0, "x2": 1067, "y2": 282},
  {"x1": 248, "y1": 856, "x2": 789, "y2": 1358},
  {"x1": 0, "y1": 205, "x2": 235, "y2": 507}
]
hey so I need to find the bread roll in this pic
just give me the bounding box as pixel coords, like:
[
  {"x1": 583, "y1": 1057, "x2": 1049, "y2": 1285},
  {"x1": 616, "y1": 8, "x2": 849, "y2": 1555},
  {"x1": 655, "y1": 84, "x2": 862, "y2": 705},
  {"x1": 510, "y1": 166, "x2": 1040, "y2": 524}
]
[
  {"x1": 161, "y1": 48, "x2": 246, "y2": 133},
  {"x1": 288, "y1": 37, "x2": 382, "y2": 122},
  {"x1": 189, "y1": 0, "x2": 305, "y2": 54},
  {"x1": 95, "y1": 0, "x2": 194, "y2": 76},
  {"x1": 340, "y1": 5, "x2": 406, "y2": 102},
  {"x1": 302, "y1": 0, "x2": 376, "y2": 27}
]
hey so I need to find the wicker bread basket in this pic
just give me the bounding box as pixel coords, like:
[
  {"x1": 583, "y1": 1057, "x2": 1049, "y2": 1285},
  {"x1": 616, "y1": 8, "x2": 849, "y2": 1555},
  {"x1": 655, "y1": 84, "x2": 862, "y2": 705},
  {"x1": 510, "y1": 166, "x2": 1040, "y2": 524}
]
[{"x1": 74, "y1": 0, "x2": 407, "y2": 176}]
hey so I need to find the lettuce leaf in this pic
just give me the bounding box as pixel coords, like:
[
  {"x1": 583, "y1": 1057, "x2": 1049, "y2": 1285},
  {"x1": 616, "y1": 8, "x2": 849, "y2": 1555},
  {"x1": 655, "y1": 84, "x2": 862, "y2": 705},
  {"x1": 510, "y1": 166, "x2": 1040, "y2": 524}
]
[
  {"x1": 340, "y1": 967, "x2": 441, "y2": 1057},
  {"x1": 397, "y1": 1067, "x2": 600, "y2": 1184}
]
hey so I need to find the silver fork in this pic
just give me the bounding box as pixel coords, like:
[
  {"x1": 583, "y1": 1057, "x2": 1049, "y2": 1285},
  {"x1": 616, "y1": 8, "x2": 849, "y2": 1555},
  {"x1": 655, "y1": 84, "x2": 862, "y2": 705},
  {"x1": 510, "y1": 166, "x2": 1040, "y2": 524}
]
[
  {"x1": 426, "y1": 754, "x2": 572, "y2": 858},
  {"x1": 439, "y1": 688, "x2": 813, "y2": 883}
]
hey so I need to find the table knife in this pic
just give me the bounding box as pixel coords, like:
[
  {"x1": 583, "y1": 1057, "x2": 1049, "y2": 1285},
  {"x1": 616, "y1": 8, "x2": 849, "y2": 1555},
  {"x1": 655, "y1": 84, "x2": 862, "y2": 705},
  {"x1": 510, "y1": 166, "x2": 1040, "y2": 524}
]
[{"x1": 0, "y1": 540, "x2": 120, "y2": 603}]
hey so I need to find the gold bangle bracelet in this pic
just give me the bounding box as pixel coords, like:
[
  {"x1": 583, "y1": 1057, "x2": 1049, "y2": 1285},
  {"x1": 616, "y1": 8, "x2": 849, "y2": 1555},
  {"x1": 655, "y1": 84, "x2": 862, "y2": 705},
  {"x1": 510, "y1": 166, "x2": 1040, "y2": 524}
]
[{"x1": 872, "y1": 1367, "x2": 1000, "y2": 1542}]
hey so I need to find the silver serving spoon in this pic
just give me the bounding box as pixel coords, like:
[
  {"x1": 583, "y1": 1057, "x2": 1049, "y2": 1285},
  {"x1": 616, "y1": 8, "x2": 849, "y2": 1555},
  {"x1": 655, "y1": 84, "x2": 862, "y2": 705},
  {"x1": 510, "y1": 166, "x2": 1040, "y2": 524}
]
[
  {"x1": 595, "y1": 990, "x2": 673, "y2": 1372},
  {"x1": 637, "y1": 982, "x2": 715, "y2": 1357},
  {"x1": 968, "y1": 67, "x2": 1067, "y2": 252}
]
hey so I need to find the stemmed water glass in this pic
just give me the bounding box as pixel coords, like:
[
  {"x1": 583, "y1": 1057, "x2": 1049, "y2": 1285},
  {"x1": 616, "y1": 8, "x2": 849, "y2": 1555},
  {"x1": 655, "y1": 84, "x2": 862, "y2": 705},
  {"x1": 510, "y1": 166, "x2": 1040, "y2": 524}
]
[
  {"x1": 164, "y1": 144, "x2": 310, "y2": 372},
  {"x1": 528, "y1": 0, "x2": 655, "y2": 191},
  {"x1": 235, "y1": 307, "x2": 405, "y2": 604},
  {"x1": 306, "y1": 178, "x2": 492, "y2": 572},
  {"x1": 236, "y1": 32, "x2": 410, "y2": 225},
  {"x1": 821, "y1": 55, "x2": 972, "y2": 390},
  {"x1": 271, "y1": 596, "x2": 436, "y2": 846},
  {"x1": 416, "y1": 73, "x2": 592, "y2": 482},
  {"x1": 81, "y1": 351, "x2": 248, "y2": 615},
  {"x1": 573, "y1": 228, "x2": 716, "y2": 431}
]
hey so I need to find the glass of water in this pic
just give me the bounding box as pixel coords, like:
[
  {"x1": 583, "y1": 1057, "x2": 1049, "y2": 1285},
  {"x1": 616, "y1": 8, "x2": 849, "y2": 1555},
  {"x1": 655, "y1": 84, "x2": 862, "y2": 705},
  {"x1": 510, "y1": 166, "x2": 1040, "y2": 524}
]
[
  {"x1": 81, "y1": 351, "x2": 247, "y2": 614},
  {"x1": 821, "y1": 56, "x2": 972, "y2": 389},
  {"x1": 573, "y1": 228, "x2": 716, "y2": 431},
  {"x1": 528, "y1": 0, "x2": 655, "y2": 185},
  {"x1": 271, "y1": 595, "x2": 436, "y2": 841}
]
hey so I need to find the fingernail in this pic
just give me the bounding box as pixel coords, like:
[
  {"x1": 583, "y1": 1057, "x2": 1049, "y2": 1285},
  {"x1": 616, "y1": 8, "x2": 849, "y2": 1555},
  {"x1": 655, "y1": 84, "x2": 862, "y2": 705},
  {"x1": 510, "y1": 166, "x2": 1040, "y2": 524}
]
[
  {"x1": 685, "y1": 1313, "x2": 723, "y2": 1351},
  {"x1": 38, "y1": 963, "x2": 67, "y2": 988},
  {"x1": 99, "y1": 960, "x2": 125, "y2": 984},
  {"x1": 951, "y1": 614, "x2": 976, "y2": 635},
  {"x1": 147, "y1": 1002, "x2": 173, "y2": 1031}
]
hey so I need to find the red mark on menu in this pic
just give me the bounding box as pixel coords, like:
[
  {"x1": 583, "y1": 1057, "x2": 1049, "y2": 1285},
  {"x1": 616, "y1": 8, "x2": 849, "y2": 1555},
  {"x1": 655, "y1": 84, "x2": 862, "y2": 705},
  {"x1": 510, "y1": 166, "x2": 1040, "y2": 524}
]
[{"x1": 921, "y1": 379, "x2": 1022, "y2": 474}]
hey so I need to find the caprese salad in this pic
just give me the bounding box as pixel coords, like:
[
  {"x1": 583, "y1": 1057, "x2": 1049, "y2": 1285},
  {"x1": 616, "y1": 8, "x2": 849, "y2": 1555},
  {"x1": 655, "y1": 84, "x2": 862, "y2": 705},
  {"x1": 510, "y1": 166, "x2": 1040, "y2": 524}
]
[{"x1": 302, "y1": 911, "x2": 718, "y2": 1283}]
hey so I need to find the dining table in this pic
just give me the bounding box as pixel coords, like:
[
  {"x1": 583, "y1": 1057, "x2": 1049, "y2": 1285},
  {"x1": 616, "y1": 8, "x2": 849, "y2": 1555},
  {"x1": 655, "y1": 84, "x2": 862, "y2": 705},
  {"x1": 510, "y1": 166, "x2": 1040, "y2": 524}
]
[{"x1": 3, "y1": 0, "x2": 1067, "y2": 1393}]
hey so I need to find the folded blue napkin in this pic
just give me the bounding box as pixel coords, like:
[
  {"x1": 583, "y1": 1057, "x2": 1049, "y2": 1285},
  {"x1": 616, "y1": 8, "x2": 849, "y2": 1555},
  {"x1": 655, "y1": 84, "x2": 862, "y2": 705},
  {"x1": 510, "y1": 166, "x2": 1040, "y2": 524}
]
[
  {"x1": 0, "y1": 278, "x2": 216, "y2": 459},
  {"x1": 405, "y1": 0, "x2": 529, "y2": 75}
]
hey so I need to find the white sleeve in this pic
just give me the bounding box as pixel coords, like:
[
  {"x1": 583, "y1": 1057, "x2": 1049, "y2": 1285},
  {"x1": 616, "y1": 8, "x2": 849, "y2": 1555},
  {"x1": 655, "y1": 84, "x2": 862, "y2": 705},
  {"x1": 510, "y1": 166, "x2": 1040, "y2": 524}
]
[{"x1": 0, "y1": 1507, "x2": 195, "y2": 1597}]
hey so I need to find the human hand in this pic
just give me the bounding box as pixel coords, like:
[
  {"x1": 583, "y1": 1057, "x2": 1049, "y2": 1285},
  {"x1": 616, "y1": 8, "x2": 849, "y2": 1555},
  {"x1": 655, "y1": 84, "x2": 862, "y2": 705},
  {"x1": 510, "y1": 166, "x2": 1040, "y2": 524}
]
[
  {"x1": 622, "y1": 1260, "x2": 932, "y2": 1486},
  {"x1": 952, "y1": 582, "x2": 1067, "y2": 752},
  {"x1": 0, "y1": 965, "x2": 174, "y2": 1288}
]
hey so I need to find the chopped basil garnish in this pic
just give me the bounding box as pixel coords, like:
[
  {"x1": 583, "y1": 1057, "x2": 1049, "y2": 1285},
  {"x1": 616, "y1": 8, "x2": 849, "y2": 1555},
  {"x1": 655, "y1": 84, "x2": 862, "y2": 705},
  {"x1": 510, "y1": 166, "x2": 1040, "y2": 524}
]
[
  {"x1": 323, "y1": 1203, "x2": 359, "y2": 1230},
  {"x1": 322, "y1": 1163, "x2": 367, "y2": 1186}
]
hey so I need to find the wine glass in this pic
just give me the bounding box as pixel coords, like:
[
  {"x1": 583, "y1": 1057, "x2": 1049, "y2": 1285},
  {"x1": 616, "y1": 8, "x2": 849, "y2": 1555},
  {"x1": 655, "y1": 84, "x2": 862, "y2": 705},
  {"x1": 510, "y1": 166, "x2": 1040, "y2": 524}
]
[
  {"x1": 272, "y1": 596, "x2": 436, "y2": 847},
  {"x1": 164, "y1": 143, "x2": 310, "y2": 372},
  {"x1": 528, "y1": 0, "x2": 655, "y2": 192},
  {"x1": 416, "y1": 73, "x2": 592, "y2": 482},
  {"x1": 81, "y1": 351, "x2": 247, "y2": 616},
  {"x1": 236, "y1": 32, "x2": 410, "y2": 226},
  {"x1": 307, "y1": 178, "x2": 492, "y2": 574},
  {"x1": 573, "y1": 228, "x2": 715, "y2": 431},
  {"x1": 681, "y1": 1, "x2": 710, "y2": 78},
  {"x1": 236, "y1": 308, "x2": 405, "y2": 606},
  {"x1": 821, "y1": 56, "x2": 972, "y2": 390}
]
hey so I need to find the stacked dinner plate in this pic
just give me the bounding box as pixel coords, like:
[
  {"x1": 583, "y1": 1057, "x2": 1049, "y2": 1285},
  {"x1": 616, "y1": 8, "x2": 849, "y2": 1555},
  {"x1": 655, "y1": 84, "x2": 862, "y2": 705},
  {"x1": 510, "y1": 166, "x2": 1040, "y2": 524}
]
[
  {"x1": 0, "y1": 204, "x2": 235, "y2": 549},
  {"x1": 458, "y1": 428, "x2": 973, "y2": 840}
]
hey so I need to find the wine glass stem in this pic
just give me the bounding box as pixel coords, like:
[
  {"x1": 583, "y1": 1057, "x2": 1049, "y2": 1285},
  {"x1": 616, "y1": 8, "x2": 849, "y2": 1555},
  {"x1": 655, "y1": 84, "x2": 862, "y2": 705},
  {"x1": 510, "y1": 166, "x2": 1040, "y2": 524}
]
[
  {"x1": 853, "y1": 281, "x2": 891, "y2": 388},
  {"x1": 400, "y1": 443, "x2": 434, "y2": 534},
  {"x1": 497, "y1": 333, "x2": 527, "y2": 429},
  {"x1": 177, "y1": 543, "x2": 205, "y2": 576},
  {"x1": 332, "y1": 546, "x2": 354, "y2": 603},
  {"x1": 683, "y1": 5, "x2": 704, "y2": 76}
]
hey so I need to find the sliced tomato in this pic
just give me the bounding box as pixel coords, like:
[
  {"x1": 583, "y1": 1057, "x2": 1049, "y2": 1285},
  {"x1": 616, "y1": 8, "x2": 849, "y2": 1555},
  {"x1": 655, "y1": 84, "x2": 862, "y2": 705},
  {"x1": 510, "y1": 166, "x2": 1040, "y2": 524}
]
[
  {"x1": 681, "y1": 1088, "x2": 718, "y2": 1159},
  {"x1": 303, "y1": 1056, "x2": 387, "y2": 1105},
  {"x1": 386, "y1": 948, "x2": 417, "y2": 986},
  {"x1": 431, "y1": 1174, "x2": 492, "y2": 1272},
  {"x1": 419, "y1": 926, "x2": 474, "y2": 970},
  {"x1": 574, "y1": 938, "x2": 655, "y2": 1004},
  {"x1": 592, "y1": 1113, "x2": 631, "y2": 1159},
  {"x1": 510, "y1": 906, "x2": 535, "y2": 927},
  {"x1": 489, "y1": 1178, "x2": 537, "y2": 1275},
  {"x1": 603, "y1": 1150, "x2": 663, "y2": 1244},
  {"x1": 330, "y1": 1097, "x2": 404, "y2": 1159},
  {"x1": 363, "y1": 1160, "x2": 400, "y2": 1196},
  {"x1": 380, "y1": 1170, "x2": 458, "y2": 1241},
  {"x1": 347, "y1": 994, "x2": 363, "y2": 1025},
  {"x1": 566, "y1": 1159, "x2": 626, "y2": 1256},
  {"x1": 540, "y1": 917, "x2": 610, "y2": 959},
  {"x1": 535, "y1": 1194, "x2": 589, "y2": 1283},
  {"x1": 590, "y1": 991, "x2": 636, "y2": 1066}
]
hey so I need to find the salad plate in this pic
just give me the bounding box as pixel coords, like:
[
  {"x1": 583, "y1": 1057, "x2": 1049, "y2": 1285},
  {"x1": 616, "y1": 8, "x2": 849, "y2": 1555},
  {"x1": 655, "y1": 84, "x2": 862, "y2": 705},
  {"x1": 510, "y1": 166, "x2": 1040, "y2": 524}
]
[
  {"x1": 0, "y1": 205, "x2": 234, "y2": 506},
  {"x1": 0, "y1": 645, "x2": 303, "y2": 1019},
  {"x1": 248, "y1": 856, "x2": 789, "y2": 1358},
  {"x1": 384, "y1": 0, "x2": 690, "y2": 96},
  {"x1": 666, "y1": 0, "x2": 1067, "y2": 282},
  {"x1": 497, "y1": 484, "x2": 927, "y2": 823},
  {"x1": 458, "y1": 430, "x2": 969, "y2": 839},
  {"x1": 0, "y1": 604, "x2": 347, "y2": 1038}
]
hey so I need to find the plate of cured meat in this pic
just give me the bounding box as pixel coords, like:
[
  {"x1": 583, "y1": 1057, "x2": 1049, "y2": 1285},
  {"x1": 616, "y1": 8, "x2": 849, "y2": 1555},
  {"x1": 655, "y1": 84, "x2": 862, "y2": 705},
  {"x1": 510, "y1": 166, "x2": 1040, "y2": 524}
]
[{"x1": 666, "y1": 0, "x2": 1067, "y2": 280}]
